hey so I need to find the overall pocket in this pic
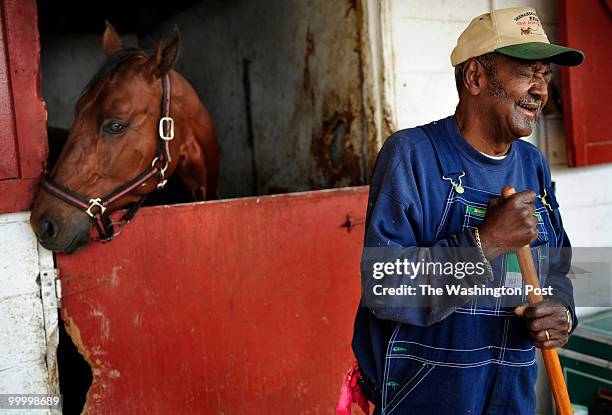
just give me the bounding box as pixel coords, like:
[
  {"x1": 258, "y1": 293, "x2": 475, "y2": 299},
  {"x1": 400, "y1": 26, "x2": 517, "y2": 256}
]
[
  {"x1": 383, "y1": 358, "x2": 436, "y2": 414},
  {"x1": 382, "y1": 313, "x2": 535, "y2": 413}
]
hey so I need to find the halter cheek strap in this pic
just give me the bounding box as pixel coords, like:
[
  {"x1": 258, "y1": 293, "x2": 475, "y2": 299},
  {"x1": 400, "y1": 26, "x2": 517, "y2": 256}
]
[{"x1": 41, "y1": 74, "x2": 174, "y2": 242}]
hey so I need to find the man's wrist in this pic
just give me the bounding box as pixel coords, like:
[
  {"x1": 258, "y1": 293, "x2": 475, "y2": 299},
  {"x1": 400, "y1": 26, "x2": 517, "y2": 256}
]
[{"x1": 475, "y1": 227, "x2": 503, "y2": 261}]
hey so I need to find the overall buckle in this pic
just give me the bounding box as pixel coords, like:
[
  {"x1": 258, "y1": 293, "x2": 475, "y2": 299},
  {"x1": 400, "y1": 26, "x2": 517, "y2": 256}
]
[{"x1": 443, "y1": 172, "x2": 466, "y2": 194}]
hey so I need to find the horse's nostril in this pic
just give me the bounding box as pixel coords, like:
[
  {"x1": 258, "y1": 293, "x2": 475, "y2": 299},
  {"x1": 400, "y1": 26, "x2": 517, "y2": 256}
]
[{"x1": 39, "y1": 218, "x2": 57, "y2": 242}]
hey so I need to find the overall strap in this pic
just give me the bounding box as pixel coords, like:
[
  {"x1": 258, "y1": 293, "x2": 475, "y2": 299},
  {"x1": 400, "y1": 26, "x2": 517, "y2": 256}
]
[
  {"x1": 420, "y1": 121, "x2": 466, "y2": 193},
  {"x1": 419, "y1": 121, "x2": 463, "y2": 178}
]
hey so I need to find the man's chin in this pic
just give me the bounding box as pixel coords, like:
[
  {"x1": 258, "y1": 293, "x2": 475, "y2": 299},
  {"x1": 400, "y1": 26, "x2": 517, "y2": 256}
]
[{"x1": 510, "y1": 118, "x2": 537, "y2": 139}]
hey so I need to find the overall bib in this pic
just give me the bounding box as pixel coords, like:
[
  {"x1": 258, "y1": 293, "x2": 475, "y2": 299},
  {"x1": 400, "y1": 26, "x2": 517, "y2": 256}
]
[{"x1": 378, "y1": 123, "x2": 558, "y2": 415}]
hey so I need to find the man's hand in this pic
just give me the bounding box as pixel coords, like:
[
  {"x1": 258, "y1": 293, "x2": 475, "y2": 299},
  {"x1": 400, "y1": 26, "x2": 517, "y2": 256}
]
[
  {"x1": 515, "y1": 298, "x2": 570, "y2": 349},
  {"x1": 478, "y1": 190, "x2": 538, "y2": 261}
]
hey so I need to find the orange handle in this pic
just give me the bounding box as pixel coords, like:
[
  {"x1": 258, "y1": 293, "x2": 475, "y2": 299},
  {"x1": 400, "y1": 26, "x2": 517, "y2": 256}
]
[{"x1": 501, "y1": 186, "x2": 573, "y2": 415}]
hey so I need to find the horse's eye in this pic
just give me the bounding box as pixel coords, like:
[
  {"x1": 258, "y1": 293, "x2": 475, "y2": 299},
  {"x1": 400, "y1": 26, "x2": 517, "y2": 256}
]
[{"x1": 103, "y1": 121, "x2": 126, "y2": 135}]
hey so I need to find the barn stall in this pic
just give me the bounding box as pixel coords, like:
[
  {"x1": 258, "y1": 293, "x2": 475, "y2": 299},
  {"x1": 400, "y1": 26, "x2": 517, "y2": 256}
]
[{"x1": 1, "y1": 0, "x2": 393, "y2": 413}]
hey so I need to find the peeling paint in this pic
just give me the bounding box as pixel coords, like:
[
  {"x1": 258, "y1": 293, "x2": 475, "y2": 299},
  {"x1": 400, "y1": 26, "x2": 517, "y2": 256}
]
[
  {"x1": 62, "y1": 311, "x2": 123, "y2": 414},
  {"x1": 62, "y1": 314, "x2": 94, "y2": 414},
  {"x1": 91, "y1": 309, "x2": 111, "y2": 341}
]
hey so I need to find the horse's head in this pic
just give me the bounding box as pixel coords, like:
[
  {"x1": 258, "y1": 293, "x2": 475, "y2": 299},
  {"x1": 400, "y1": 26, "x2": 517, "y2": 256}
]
[{"x1": 31, "y1": 23, "x2": 182, "y2": 253}]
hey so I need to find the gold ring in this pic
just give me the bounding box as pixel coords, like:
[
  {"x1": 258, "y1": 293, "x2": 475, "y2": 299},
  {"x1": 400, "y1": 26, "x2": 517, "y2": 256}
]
[{"x1": 545, "y1": 330, "x2": 550, "y2": 341}]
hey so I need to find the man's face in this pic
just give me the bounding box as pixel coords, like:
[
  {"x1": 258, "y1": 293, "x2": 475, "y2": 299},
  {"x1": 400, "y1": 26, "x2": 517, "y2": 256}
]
[{"x1": 481, "y1": 54, "x2": 551, "y2": 138}]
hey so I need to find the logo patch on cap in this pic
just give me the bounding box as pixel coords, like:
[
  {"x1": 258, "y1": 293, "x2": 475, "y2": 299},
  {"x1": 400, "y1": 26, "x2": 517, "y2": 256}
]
[{"x1": 514, "y1": 11, "x2": 544, "y2": 37}]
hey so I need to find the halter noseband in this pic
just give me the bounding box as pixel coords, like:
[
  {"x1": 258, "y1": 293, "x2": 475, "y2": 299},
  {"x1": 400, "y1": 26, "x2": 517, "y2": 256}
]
[{"x1": 41, "y1": 75, "x2": 174, "y2": 242}]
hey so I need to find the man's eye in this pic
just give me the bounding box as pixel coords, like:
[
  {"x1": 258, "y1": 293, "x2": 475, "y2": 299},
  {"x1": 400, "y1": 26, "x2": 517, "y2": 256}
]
[{"x1": 103, "y1": 121, "x2": 126, "y2": 134}]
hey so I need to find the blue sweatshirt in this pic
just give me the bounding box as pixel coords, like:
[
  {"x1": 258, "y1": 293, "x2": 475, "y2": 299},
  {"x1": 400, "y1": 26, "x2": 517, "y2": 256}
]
[{"x1": 352, "y1": 115, "x2": 576, "y2": 413}]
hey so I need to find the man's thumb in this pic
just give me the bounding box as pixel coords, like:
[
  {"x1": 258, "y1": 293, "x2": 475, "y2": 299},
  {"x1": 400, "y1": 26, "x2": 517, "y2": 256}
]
[{"x1": 514, "y1": 303, "x2": 528, "y2": 316}]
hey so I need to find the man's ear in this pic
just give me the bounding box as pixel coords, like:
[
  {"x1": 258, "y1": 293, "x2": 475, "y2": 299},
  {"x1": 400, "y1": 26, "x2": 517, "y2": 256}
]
[
  {"x1": 148, "y1": 26, "x2": 181, "y2": 78},
  {"x1": 102, "y1": 21, "x2": 123, "y2": 56},
  {"x1": 463, "y1": 58, "x2": 484, "y2": 96}
]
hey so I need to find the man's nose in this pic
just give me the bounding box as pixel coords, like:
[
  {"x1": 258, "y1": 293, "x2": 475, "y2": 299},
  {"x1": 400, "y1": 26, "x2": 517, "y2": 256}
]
[{"x1": 529, "y1": 76, "x2": 549, "y2": 105}]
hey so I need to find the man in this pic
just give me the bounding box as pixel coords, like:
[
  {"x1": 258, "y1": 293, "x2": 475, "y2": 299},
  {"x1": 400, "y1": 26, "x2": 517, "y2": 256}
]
[{"x1": 352, "y1": 7, "x2": 583, "y2": 415}]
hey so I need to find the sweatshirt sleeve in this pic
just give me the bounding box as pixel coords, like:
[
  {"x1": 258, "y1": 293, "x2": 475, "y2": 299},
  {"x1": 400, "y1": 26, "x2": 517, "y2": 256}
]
[{"x1": 361, "y1": 136, "x2": 491, "y2": 326}]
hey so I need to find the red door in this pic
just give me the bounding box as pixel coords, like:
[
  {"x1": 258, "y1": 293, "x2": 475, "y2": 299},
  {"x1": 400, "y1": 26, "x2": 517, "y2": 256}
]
[
  {"x1": 0, "y1": 0, "x2": 47, "y2": 213},
  {"x1": 559, "y1": 0, "x2": 612, "y2": 166},
  {"x1": 56, "y1": 187, "x2": 368, "y2": 414}
]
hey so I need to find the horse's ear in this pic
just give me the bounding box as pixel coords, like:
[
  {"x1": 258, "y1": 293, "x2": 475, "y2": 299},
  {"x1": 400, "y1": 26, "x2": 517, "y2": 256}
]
[
  {"x1": 149, "y1": 25, "x2": 181, "y2": 77},
  {"x1": 103, "y1": 21, "x2": 123, "y2": 56}
]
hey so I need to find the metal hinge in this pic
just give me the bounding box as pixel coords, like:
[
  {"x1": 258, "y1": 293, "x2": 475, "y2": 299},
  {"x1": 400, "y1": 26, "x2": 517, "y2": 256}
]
[
  {"x1": 40, "y1": 266, "x2": 61, "y2": 309},
  {"x1": 55, "y1": 277, "x2": 62, "y2": 309}
]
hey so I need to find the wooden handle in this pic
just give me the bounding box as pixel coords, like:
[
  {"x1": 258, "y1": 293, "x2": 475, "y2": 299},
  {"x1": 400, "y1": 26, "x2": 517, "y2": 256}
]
[{"x1": 501, "y1": 186, "x2": 573, "y2": 415}]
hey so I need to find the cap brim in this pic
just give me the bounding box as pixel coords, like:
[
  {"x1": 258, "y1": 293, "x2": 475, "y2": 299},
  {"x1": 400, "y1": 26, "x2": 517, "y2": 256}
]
[{"x1": 495, "y1": 42, "x2": 584, "y2": 66}]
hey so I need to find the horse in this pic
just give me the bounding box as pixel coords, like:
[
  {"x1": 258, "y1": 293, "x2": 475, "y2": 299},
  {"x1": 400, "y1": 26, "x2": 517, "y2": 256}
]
[{"x1": 30, "y1": 23, "x2": 219, "y2": 253}]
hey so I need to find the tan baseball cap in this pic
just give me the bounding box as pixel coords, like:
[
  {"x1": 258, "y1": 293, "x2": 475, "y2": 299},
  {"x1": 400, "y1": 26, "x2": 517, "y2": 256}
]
[{"x1": 451, "y1": 7, "x2": 584, "y2": 67}]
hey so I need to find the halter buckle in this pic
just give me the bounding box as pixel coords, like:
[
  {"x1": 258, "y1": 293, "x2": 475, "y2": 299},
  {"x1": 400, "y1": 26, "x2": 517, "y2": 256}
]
[
  {"x1": 151, "y1": 157, "x2": 169, "y2": 189},
  {"x1": 159, "y1": 116, "x2": 174, "y2": 141},
  {"x1": 157, "y1": 166, "x2": 168, "y2": 189},
  {"x1": 86, "y1": 198, "x2": 106, "y2": 218}
]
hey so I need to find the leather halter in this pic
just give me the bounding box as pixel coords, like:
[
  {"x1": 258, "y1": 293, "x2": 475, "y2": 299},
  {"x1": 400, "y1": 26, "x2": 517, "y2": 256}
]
[{"x1": 41, "y1": 75, "x2": 175, "y2": 242}]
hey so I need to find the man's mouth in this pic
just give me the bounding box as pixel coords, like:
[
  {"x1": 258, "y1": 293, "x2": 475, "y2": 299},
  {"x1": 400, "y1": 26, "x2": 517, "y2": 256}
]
[{"x1": 516, "y1": 102, "x2": 540, "y2": 119}]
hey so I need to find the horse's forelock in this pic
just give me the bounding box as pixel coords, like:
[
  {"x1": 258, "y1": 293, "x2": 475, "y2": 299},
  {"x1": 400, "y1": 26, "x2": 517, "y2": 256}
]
[{"x1": 80, "y1": 47, "x2": 145, "y2": 98}]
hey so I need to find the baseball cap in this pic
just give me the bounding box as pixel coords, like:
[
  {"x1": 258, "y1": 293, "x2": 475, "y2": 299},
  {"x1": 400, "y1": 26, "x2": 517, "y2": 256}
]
[{"x1": 451, "y1": 7, "x2": 584, "y2": 67}]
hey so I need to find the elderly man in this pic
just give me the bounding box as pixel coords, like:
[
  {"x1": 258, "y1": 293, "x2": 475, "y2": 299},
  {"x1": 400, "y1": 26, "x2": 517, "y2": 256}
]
[{"x1": 351, "y1": 7, "x2": 584, "y2": 415}]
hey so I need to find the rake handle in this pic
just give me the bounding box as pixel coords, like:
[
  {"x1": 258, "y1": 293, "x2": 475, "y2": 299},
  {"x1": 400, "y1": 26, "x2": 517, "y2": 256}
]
[{"x1": 501, "y1": 186, "x2": 572, "y2": 415}]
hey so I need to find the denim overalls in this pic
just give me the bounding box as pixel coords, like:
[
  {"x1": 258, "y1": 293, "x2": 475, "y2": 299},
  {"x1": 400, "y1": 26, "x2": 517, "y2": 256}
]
[{"x1": 377, "y1": 120, "x2": 559, "y2": 415}]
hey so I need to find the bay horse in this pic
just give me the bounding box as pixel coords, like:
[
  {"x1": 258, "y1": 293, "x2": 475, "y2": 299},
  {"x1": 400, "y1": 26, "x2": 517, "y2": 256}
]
[{"x1": 30, "y1": 23, "x2": 219, "y2": 253}]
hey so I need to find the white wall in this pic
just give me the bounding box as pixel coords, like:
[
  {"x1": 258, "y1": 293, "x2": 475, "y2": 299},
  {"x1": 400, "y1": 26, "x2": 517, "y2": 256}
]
[{"x1": 0, "y1": 212, "x2": 59, "y2": 415}]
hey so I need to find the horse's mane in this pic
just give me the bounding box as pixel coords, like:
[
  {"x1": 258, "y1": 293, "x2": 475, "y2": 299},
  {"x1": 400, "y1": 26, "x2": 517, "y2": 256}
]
[{"x1": 81, "y1": 47, "x2": 145, "y2": 97}]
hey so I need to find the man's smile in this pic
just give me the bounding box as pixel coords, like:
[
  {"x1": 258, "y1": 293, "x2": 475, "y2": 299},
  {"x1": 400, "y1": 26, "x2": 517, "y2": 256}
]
[{"x1": 515, "y1": 100, "x2": 542, "y2": 119}]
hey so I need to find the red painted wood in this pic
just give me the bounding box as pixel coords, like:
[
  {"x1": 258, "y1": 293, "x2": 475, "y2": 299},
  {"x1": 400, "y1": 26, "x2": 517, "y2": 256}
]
[
  {"x1": 0, "y1": 179, "x2": 38, "y2": 213},
  {"x1": 0, "y1": 0, "x2": 47, "y2": 211},
  {"x1": 0, "y1": 2, "x2": 19, "y2": 180},
  {"x1": 558, "y1": 0, "x2": 612, "y2": 167},
  {"x1": 2, "y1": 0, "x2": 47, "y2": 179},
  {"x1": 56, "y1": 187, "x2": 368, "y2": 414}
]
